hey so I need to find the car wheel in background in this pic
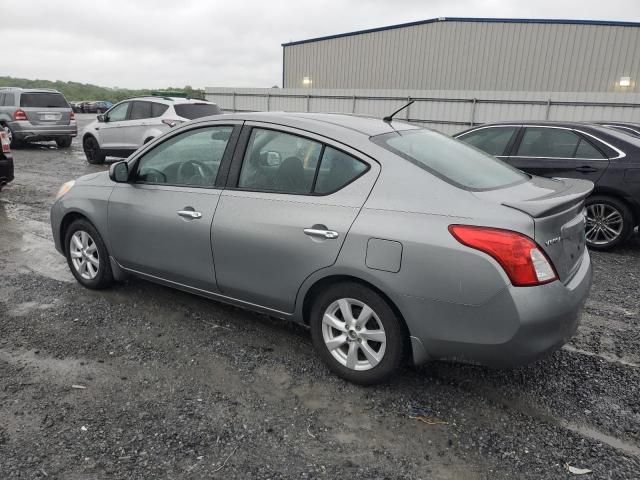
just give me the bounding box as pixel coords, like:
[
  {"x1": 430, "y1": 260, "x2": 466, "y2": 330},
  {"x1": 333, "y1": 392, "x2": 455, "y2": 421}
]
[
  {"x1": 56, "y1": 136, "x2": 72, "y2": 148},
  {"x1": 3, "y1": 124, "x2": 22, "y2": 148},
  {"x1": 64, "y1": 219, "x2": 114, "y2": 289},
  {"x1": 310, "y1": 282, "x2": 405, "y2": 385},
  {"x1": 83, "y1": 136, "x2": 106, "y2": 164},
  {"x1": 585, "y1": 195, "x2": 634, "y2": 250}
]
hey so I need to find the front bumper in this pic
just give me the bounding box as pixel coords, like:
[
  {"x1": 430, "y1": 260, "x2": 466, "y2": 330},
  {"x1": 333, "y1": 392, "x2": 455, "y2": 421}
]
[
  {"x1": 404, "y1": 248, "x2": 592, "y2": 367},
  {"x1": 0, "y1": 156, "x2": 14, "y2": 187},
  {"x1": 10, "y1": 121, "x2": 77, "y2": 141}
]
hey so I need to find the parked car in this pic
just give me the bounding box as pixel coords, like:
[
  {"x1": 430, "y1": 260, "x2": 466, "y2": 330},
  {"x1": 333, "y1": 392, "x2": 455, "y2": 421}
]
[
  {"x1": 455, "y1": 122, "x2": 640, "y2": 250},
  {"x1": 0, "y1": 130, "x2": 14, "y2": 190},
  {"x1": 81, "y1": 96, "x2": 222, "y2": 164},
  {"x1": 94, "y1": 101, "x2": 112, "y2": 113},
  {"x1": 52, "y1": 113, "x2": 592, "y2": 384},
  {"x1": 70, "y1": 101, "x2": 83, "y2": 113},
  {"x1": 0, "y1": 87, "x2": 77, "y2": 148},
  {"x1": 593, "y1": 121, "x2": 640, "y2": 138}
]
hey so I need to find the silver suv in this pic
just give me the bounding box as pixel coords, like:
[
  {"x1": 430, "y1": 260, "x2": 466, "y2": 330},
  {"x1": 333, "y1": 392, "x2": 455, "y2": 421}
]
[
  {"x1": 81, "y1": 96, "x2": 222, "y2": 164},
  {"x1": 0, "y1": 87, "x2": 77, "y2": 148}
]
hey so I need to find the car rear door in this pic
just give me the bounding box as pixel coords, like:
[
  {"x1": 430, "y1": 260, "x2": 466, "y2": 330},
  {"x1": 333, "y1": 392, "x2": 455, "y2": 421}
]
[
  {"x1": 127, "y1": 101, "x2": 154, "y2": 147},
  {"x1": 108, "y1": 121, "x2": 242, "y2": 291},
  {"x1": 505, "y1": 126, "x2": 609, "y2": 183},
  {"x1": 211, "y1": 123, "x2": 380, "y2": 314},
  {"x1": 19, "y1": 92, "x2": 72, "y2": 127}
]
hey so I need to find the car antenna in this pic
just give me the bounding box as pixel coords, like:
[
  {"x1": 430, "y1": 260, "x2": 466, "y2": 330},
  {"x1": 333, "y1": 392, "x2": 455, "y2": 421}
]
[{"x1": 383, "y1": 100, "x2": 414, "y2": 123}]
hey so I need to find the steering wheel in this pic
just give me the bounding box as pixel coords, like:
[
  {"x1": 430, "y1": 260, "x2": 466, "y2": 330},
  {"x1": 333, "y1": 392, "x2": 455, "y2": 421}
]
[{"x1": 177, "y1": 160, "x2": 215, "y2": 185}]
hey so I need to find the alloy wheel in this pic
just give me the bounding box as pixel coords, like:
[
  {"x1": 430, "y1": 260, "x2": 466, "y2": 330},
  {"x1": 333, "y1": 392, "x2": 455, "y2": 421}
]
[
  {"x1": 321, "y1": 298, "x2": 386, "y2": 371},
  {"x1": 84, "y1": 138, "x2": 98, "y2": 162},
  {"x1": 69, "y1": 231, "x2": 100, "y2": 280},
  {"x1": 585, "y1": 203, "x2": 624, "y2": 246},
  {"x1": 2, "y1": 125, "x2": 12, "y2": 144}
]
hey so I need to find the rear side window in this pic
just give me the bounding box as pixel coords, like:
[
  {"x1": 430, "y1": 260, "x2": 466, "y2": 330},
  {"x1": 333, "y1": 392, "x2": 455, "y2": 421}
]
[
  {"x1": 372, "y1": 129, "x2": 527, "y2": 191},
  {"x1": 457, "y1": 127, "x2": 518, "y2": 156},
  {"x1": 517, "y1": 127, "x2": 605, "y2": 159},
  {"x1": 174, "y1": 103, "x2": 222, "y2": 120},
  {"x1": 315, "y1": 147, "x2": 368, "y2": 194},
  {"x1": 151, "y1": 103, "x2": 169, "y2": 117},
  {"x1": 129, "y1": 101, "x2": 152, "y2": 120},
  {"x1": 20, "y1": 93, "x2": 69, "y2": 108}
]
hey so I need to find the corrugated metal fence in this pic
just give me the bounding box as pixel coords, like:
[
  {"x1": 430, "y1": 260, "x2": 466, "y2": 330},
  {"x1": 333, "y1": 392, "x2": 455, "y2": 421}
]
[{"x1": 205, "y1": 87, "x2": 640, "y2": 134}]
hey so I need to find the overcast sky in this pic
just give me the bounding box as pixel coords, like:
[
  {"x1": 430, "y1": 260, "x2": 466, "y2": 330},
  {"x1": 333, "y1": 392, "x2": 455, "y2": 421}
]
[{"x1": 4, "y1": 0, "x2": 639, "y2": 89}]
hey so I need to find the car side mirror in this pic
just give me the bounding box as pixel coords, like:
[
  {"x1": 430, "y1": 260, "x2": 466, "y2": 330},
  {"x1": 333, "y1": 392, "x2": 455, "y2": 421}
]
[
  {"x1": 97, "y1": 114, "x2": 106, "y2": 123},
  {"x1": 265, "y1": 151, "x2": 282, "y2": 167},
  {"x1": 109, "y1": 161, "x2": 129, "y2": 183}
]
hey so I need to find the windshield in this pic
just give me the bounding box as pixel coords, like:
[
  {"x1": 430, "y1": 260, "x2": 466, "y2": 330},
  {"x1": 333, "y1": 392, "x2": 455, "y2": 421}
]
[
  {"x1": 20, "y1": 93, "x2": 69, "y2": 108},
  {"x1": 372, "y1": 129, "x2": 528, "y2": 190},
  {"x1": 174, "y1": 103, "x2": 222, "y2": 120}
]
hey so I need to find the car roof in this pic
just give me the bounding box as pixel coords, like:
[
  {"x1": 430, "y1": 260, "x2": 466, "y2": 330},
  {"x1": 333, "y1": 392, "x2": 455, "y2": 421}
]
[
  {"x1": 198, "y1": 111, "x2": 420, "y2": 138},
  {"x1": 0, "y1": 87, "x2": 62, "y2": 94},
  {"x1": 125, "y1": 96, "x2": 217, "y2": 105},
  {"x1": 454, "y1": 120, "x2": 617, "y2": 136}
]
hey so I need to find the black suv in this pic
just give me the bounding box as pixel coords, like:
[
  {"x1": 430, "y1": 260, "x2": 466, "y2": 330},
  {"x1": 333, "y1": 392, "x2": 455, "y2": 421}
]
[{"x1": 455, "y1": 122, "x2": 640, "y2": 250}]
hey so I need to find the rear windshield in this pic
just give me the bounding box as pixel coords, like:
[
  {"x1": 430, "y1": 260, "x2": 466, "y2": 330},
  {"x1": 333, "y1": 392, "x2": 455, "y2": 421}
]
[
  {"x1": 174, "y1": 103, "x2": 222, "y2": 120},
  {"x1": 20, "y1": 93, "x2": 69, "y2": 108},
  {"x1": 371, "y1": 129, "x2": 528, "y2": 191}
]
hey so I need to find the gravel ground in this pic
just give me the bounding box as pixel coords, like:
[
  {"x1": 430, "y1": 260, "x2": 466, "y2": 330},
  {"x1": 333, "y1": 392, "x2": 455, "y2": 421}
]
[{"x1": 0, "y1": 114, "x2": 639, "y2": 479}]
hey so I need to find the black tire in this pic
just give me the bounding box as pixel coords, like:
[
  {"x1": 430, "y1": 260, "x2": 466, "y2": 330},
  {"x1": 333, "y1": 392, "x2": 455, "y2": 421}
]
[
  {"x1": 83, "y1": 135, "x2": 106, "y2": 164},
  {"x1": 64, "y1": 219, "x2": 114, "y2": 289},
  {"x1": 3, "y1": 124, "x2": 22, "y2": 148},
  {"x1": 585, "y1": 195, "x2": 634, "y2": 251},
  {"x1": 56, "y1": 136, "x2": 72, "y2": 148},
  {"x1": 309, "y1": 282, "x2": 405, "y2": 385}
]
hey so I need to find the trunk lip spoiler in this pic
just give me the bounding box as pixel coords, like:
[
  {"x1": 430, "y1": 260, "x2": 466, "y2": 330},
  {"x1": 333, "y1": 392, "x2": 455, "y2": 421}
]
[{"x1": 501, "y1": 177, "x2": 595, "y2": 218}]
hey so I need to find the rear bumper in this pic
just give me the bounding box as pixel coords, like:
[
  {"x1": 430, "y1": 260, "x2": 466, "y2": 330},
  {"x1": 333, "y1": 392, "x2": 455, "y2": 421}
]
[
  {"x1": 404, "y1": 248, "x2": 592, "y2": 367},
  {"x1": 10, "y1": 121, "x2": 77, "y2": 140},
  {"x1": 0, "y1": 156, "x2": 14, "y2": 187}
]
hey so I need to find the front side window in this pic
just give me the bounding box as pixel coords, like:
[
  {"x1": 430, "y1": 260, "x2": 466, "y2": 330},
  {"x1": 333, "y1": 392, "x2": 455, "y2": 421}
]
[
  {"x1": 517, "y1": 127, "x2": 605, "y2": 159},
  {"x1": 239, "y1": 129, "x2": 323, "y2": 194},
  {"x1": 135, "y1": 126, "x2": 233, "y2": 186},
  {"x1": 372, "y1": 129, "x2": 527, "y2": 190},
  {"x1": 457, "y1": 127, "x2": 518, "y2": 156},
  {"x1": 129, "y1": 101, "x2": 152, "y2": 120},
  {"x1": 107, "y1": 102, "x2": 130, "y2": 122}
]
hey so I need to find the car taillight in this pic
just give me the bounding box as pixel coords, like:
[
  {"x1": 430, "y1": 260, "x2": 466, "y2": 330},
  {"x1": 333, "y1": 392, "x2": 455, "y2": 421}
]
[
  {"x1": 13, "y1": 109, "x2": 27, "y2": 121},
  {"x1": 0, "y1": 132, "x2": 9, "y2": 153},
  {"x1": 448, "y1": 225, "x2": 557, "y2": 287},
  {"x1": 70, "y1": 111, "x2": 75, "y2": 120}
]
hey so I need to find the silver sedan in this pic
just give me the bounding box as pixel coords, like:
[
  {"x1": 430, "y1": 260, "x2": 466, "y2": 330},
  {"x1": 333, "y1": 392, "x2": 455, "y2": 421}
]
[{"x1": 51, "y1": 112, "x2": 593, "y2": 384}]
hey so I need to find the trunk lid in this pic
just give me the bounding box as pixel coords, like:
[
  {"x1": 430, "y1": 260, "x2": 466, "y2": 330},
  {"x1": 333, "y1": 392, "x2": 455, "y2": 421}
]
[
  {"x1": 475, "y1": 175, "x2": 594, "y2": 282},
  {"x1": 19, "y1": 92, "x2": 72, "y2": 126}
]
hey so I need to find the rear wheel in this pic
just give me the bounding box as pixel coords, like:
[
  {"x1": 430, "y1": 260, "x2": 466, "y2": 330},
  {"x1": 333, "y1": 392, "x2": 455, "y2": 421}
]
[
  {"x1": 310, "y1": 282, "x2": 405, "y2": 385},
  {"x1": 64, "y1": 219, "x2": 114, "y2": 289},
  {"x1": 585, "y1": 195, "x2": 633, "y2": 250},
  {"x1": 56, "y1": 136, "x2": 72, "y2": 148},
  {"x1": 2, "y1": 124, "x2": 22, "y2": 148},
  {"x1": 83, "y1": 136, "x2": 106, "y2": 164}
]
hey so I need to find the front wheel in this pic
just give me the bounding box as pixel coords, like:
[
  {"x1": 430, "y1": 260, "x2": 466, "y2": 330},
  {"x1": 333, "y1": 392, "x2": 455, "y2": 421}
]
[
  {"x1": 310, "y1": 282, "x2": 405, "y2": 385},
  {"x1": 64, "y1": 219, "x2": 114, "y2": 289},
  {"x1": 83, "y1": 136, "x2": 106, "y2": 164},
  {"x1": 585, "y1": 195, "x2": 634, "y2": 250},
  {"x1": 56, "y1": 136, "x2": 72, "y2": 148}
]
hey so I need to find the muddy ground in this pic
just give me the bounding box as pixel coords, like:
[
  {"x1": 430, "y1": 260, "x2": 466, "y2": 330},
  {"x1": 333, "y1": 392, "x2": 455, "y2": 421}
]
[{"x1": 0, "y1": 114, "x2": 639, "y2": 479}]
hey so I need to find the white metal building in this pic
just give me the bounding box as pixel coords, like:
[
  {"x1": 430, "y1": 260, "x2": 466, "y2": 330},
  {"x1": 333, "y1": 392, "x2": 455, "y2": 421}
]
[{"x1": 282, "y1": 17, "x2": 640, "y2": 93}]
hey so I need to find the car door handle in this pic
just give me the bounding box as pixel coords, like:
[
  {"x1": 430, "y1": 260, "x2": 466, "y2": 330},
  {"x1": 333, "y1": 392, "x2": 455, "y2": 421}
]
[
  {"x1": 575, "y1": 166, "x2": 598, "y2": 173},
  {"x1": 177, "y1": 210, "x2": 202, "y2": 219},
  {"x1": 304, "y1": 227, "x2": 339, "y2": 239}
]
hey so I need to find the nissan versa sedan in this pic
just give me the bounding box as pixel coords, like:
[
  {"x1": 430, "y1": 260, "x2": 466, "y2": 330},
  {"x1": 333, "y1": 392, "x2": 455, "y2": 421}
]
[
  {"x1": 455, "y1": 122, "x2": 640, "y2": 250},
  {"x1": 51, "y1": 113, "x2": 593, "y2": 384}
]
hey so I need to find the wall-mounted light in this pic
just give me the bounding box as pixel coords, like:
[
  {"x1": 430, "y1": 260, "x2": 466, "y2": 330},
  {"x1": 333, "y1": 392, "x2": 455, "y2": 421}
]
[
  {"x1": 619, "y1": 76, "x2": 631, "y2": 87},
  {"x1": 302, "y1": 76, "x2": 312, "y2": 86}
]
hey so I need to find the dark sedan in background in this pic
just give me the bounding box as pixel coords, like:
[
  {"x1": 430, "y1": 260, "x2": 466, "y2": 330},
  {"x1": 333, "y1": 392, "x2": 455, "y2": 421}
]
[
  {"x1": 455, "y1": 122, "x2": 640, "y2": 250},
  {"x1": 595, "y1": 121, "x2": 640, "y2": 138}
]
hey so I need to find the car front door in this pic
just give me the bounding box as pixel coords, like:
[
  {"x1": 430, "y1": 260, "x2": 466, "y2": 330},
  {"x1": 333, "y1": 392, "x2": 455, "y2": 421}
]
[
  {"x1": 506, "y1": 126, "x2": 609, "y2": 182},
  {"x1": 99, "y1": 101, "x2": 132, "y2": 151},
  {"x1": 107, "y1": 122, "x2": 241, "y2": 291},
  {"x1": 211, "y1": 124, "x2": 379, "y2": 314}
]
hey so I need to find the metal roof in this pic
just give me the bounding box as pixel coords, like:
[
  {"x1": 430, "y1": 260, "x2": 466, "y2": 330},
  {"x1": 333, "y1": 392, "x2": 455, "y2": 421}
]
[{"x1": 282, "y1": 17, "x2": 640, "y2": 47}]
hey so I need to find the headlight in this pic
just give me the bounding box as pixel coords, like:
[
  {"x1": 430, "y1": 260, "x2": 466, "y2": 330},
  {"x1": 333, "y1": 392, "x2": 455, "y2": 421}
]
[{"x1": 55, "y1": 180, "x2": 75, "y2": 200}]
